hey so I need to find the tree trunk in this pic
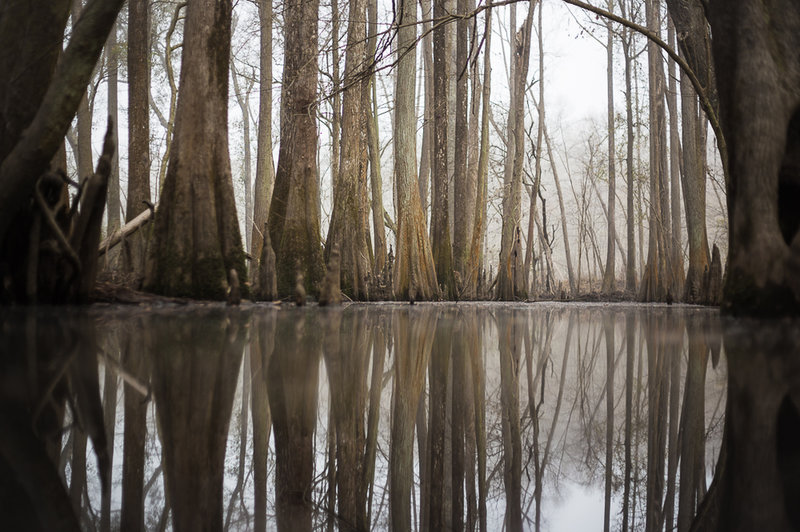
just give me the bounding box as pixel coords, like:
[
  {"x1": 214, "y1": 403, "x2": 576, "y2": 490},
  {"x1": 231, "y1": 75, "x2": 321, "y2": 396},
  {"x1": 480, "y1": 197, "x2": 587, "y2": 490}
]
[
  {"x1": 125, "y1": 0, "x2": 151, "y2": 279},
  {"x1": 639, "y1": 0, "x2": 670, "y2": 302},
  {"x1": 602, "y1": 0, "x2": 617, "y2": 293},
  {"x1": 268, "y1": 0, "x2": 324, "y2": 297},
  {"x1": 619, "y1": 0, "x2": 637, "y2": 292},
  {"x1": 393, "y1": 0, "x2": 438, "y2": 300},
  {"x1": 431, "y1": 0, "x2": 455, "y2": 298},
  {"x1": 366, "y1": 0, "x2": 387, "y2": 276},
  {"x1": 465, "y1": 7, "x2": 493, "y2": 298},
  {"x1": 230, "y1": 58, "x2": 254, "y2": 253},
  {"x1": 251, "y1": 0, "x2": 275, "y2": 282},
  {"x1": 419, "y1": 0, "x2": 434, "y2": 220},
  {"x1": 104, "y1": 22, "x2": 121, "y2": 272},
  {"x1": 666, "y1": 19, "x2": 685, "y2": 297},
  {"x1": 452, "y1": 0, "x2": 474, "y2": 290},
  {"x1": 326, "y1": 0, "x2": 372, "y2": 299},
  {"x1": 497, "y1": 4, "x2": 535, "y2": 300},
  {"x1": 72, "y1": 1, "x2": 94, "y2": 189},
  {"x1": 144, "y1": 0, "x2": 247, "y2": 300}
]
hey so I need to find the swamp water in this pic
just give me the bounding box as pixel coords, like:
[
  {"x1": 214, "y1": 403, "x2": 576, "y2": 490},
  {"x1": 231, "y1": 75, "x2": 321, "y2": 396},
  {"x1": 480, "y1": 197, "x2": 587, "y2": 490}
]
[{"x1": 2, "y1": 302, "x2": 798, "y2": 531}]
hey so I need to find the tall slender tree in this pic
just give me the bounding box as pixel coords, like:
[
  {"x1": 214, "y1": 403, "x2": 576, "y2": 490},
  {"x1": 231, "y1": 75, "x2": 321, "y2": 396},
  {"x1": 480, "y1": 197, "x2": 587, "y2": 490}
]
[
  {"x1": 393, "y1": 0, "x2": 438, "y2": 300},
  {"x1": 431, "y1": 0, "x2": 455, "y2": 298},
  {"x1": 601, "y1": 0, "x2": 617, "y2": 293},
  {"x1": 125, "y1": 0, "x2": 151, "y2": 278},
  {"x1": 497, "y1": 2, "x2": 535, "y2": 300},
  {"x1": 326, "y1": 0, "x2": 371, "y2": 298},
  {"x1": 268, "y1": 0, "x2": 324, "y2": 296}
]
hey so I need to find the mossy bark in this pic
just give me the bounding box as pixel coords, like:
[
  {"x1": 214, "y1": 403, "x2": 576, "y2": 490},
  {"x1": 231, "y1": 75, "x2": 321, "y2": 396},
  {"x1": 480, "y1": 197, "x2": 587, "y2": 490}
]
[
  {"x1": 268, "y1": 0, "x2": 324, "y2": 298},
  {"x1": 144, "y1": 0, "x2": 247, "y2": 300}
]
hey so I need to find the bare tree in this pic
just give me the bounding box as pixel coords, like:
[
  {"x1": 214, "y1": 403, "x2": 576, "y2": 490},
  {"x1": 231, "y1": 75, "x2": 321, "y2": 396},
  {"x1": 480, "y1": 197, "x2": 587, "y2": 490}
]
[{"x1": 601, "y1": 0, "x2": 618, "y2": 293}]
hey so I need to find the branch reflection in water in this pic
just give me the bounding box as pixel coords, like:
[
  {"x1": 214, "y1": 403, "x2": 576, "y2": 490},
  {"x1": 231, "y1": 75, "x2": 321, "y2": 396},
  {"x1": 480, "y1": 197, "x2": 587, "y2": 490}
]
[{"x1": 11, "y1": 302, "x2": 795, "y2": 531}]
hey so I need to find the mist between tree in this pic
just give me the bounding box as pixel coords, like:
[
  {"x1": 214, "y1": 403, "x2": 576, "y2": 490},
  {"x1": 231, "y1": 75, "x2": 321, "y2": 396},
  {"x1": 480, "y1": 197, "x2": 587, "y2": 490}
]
[
  {"x1": 1, "y1": 0, "x2": 797, "y2": 311},
  {"x1": 0, "y1": 0, "x2": 734, "y2": 306}
]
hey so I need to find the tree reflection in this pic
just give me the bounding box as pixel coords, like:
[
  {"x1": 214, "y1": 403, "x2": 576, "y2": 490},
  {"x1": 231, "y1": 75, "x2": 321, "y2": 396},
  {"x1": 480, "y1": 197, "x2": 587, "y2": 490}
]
[
  {"x1": 148, "y1": 309, "x2": 247, "y2": 530},
  {"x1": 268, "y1": 310, "x2": 321, "y2": 531},
  {"x1": 2, "y1": 303, "x2": 758, "y2": 531}
]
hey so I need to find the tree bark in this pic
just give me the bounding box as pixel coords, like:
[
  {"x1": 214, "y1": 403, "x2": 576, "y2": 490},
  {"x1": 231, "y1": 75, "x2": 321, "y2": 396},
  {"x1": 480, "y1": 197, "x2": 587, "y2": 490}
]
[
  {"x1": 639, "y1": 0, "x2": 670, "y2": 302},
  {"x1": 251, "y1": 0, "x2": 275, "y2": 281},
  {"x1": 268, "y1": 0, "x2": 324, "y2": 297},
  {"x1": 393, "y1": 0, "x2": 438, "y2": 300},
  {"x1": 497, "y1": 4, "x2": 535, "y2": 300},
  {"x1": 326, "y1": 0, "x2": 372, "y2": 299},
  {"x1": 430, "y1": 0, "x2": 455, "y2": 298},
  {"x1": 601, "y1": 0, "x2": 617, "y2": 294},
  {"x1": 144, "y1": 0, "x2": 248, "y2": 300},
  {"x1": 124, "y1": 0, "x2": 151, "y2": 278}
]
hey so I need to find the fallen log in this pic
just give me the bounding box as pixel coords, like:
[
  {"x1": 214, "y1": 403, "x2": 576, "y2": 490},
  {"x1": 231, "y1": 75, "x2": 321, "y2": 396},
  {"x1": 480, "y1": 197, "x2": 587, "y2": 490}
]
[{"x1": 97, "y1": 205, "x2": 152, "y2": 256}]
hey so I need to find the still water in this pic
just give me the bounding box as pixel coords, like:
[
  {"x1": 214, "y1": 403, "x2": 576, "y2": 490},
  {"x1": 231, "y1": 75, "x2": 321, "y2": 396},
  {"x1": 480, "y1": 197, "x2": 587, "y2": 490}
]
[{"x1": 2, "y1": 302, "x2": 797, "y2": 531}]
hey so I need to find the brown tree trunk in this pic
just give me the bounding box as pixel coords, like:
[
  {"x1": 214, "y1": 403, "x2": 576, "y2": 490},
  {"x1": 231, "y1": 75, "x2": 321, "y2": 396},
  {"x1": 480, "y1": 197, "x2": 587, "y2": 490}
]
[
  {"x1": 452, "y1": 0, "x2": 474, "y2": 291},
  {"x1": 230, "y1": 58, "x2": 254, "y2": 252},
  {"x1": 125, "y1": 0, "x2": 151, "y2": 279},
  {"x1": 431, "y1": 0, "x2": 455, "y2": 298},
  {"x1": 72, "y1": 1, "x2": 94, "y2": 188},
  {"x1": 497, "y1": 4, "x2": 535, "y2": 300},
  {"x1": 268, "y1": 0, "x2": 324, "y2": 297},
  {"x1": 620, "y1": 0, "x2": 637, "y2": 292},
  {"x1": 666, "y1": 19, "x2": 685, "y2": 297},
  {"x1": 326, "y1": 0, "x2": 372, "y2": 299},
  {"x1": 144, "y1": 0, "x2": 247, "y2": 300},
  {"x1": 465, "y1": 7, "x2": 493, "y2": 298},
  {"x1": 105, "y1": 22, "x2": 121, "y2": 271},
  {"x1": 251, "y1": 0, "x2": 275, "y2": 281},
  {"x1": 679, "y1": 69, "x2": 711, "y2": 304},
  {"x1": 393, "y1": 0, "x2": 438, "y2": 300},
  {"x1": 366, "y1": 0, "x2": 387, "y2": 276},
  {"x1": 639, "y1": 0, "x2": 670, "y2": 302}
]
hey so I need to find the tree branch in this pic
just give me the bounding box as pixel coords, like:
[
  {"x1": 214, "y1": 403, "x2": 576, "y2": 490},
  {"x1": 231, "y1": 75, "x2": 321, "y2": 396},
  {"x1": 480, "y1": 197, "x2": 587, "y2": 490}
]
[{"x1": 0, "y1": 0, "x2": 125, "y2": 240}]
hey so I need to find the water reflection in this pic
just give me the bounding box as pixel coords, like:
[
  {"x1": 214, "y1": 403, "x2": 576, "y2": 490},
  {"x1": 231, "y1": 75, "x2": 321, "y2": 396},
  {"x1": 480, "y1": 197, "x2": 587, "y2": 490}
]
[{"x1": 5, "y1": 303, "x2": 793, "y2": 530}]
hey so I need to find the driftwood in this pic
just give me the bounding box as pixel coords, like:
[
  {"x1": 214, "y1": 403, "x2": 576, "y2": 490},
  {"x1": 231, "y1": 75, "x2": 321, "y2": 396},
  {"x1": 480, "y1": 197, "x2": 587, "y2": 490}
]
[{"x1": 98, "y1": 204, "x2": 152, "y2": 256}]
